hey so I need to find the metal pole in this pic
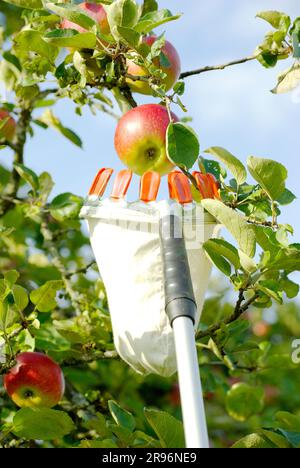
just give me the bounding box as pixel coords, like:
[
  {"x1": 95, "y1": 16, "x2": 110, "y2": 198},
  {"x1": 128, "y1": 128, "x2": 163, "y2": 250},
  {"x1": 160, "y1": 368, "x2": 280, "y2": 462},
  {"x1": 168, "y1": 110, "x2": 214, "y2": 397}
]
[
  {"x1": 159, "y1": 203, "x2": 209, "y2": 448},
  {"x1": 173, "y1": 316, "x2": 209, "y2": 448}
]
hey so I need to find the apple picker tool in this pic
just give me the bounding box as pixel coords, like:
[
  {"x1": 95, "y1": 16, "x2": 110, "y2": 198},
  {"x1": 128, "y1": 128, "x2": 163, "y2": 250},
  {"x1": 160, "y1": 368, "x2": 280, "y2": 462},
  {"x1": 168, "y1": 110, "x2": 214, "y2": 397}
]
[{"x1": 80, "y1": 169, "x2": 221, "y2": 448}]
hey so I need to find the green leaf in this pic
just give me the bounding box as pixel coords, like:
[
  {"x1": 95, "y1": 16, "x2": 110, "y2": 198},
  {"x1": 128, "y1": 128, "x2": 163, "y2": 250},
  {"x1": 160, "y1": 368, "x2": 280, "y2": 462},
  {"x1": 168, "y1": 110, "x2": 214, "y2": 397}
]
[
  {"x1": 271, "y1": 62, "x2": 300, "y2": 94},
  {"x1": 135, "y1": 9, "x2": 181, "y2": 34},
  {"x1": 199, "y1": 157, "x2": 226, "y2": 180},
  {"x1": 247, "y1": 156, "x2": 287, "y2": 201},
  {"x1": 0, "y1": 301, "x2": 17, "y2": 331},
  {"x1": 2, "y1": 0, "x2": 43, "y2": 9},
  {"x1": 38, "y1": 172, "x2": 54, "y2": 205},
  {"x1": 201, "y1": 199, "x2": 256, "y2": 257},
  {"x1": 238, "y1": 250, "x2": 257, "y2": 273},
  {"x1": 204, "y1": 147, "x2": 247, "y2": 185},
  {"x1": 276, "y1": 188, "x2": 296, "y2": 205},
  {"x1": 141, "y1": 0, "x2": 158, "y2": 16},
  {"x1": 50, "y1": 193, "x2": 83, "y2": 222},
  {"x1": 258, "y1": 279, "x2": 283, "y2": 304},
  {"x1": 226, "y1": 383, "x2": 264, "y2": 422},
  {"x1": 257, "y1": 51, "x2": 278, "y2": 69},
  {"x1": 166, "y1": 122, "x2": 199, "y2": 169},
  {"x1": 144, "y1": 409, "x2": 185, "y2": 449},
  {"x1": 106, "y1": 0, "x2": 139, "y2": 40},
  {"x1": 108, "y1": 400, "x2": 135, "y2": 432},
  {"x1": 232, "y1": 432, "x2": 282, "y2": 449},
  {"x1": 44, "y1": 29, "x2": 97, "y2": 49},
  {"x1": 12, "y1": 408, "x2": 74, "y2": 440},
  {"x1": 30, "y1": 280, "x2": 64, "y2": 313},
  {"x1": 275, "y1": 412, "x2": 300, "y2": 432},
  {"x1": 14, "y1": 163, "x2": 39, "y2": 195},
  {"x1": 0, "y1": 280, "x2": 10, "y2": 301},
  {"x1": 173, "y1": 81, "x2": 185, "y2": 96},
  {"x1": 39, "y1": 110, "x2": 82, "y2": 148},
  {"x1": 203, "y1": 239, "x2": 241, "y2": 277},
  {"x1": 280, "y1": 277, "x2": 299, "y2": 299},
  {"x1": 276, "y1": 430, "x2": 300, "y2": 448},
  {"x1": 256, "y1": 11, "x2": 291, "y2": 32},
  {"x1": 12, "y1": 285, "x2": 29, "y2": 312},
  {"x1": 116, "y1": 26, "x2": 141, "y2": 48},
  {"x1": 73, "y1": 51, "x2": 87, "y2": 87},
  {"x1": 267, "y1": 246, "x2": 300, "y2": 272},
  {"x1": 14, "y1": 30, "x2": 58, "y2": 62},
  {"x1": 46, "y1": 3, "x2": 97, "y2": 30},
  {"x1": 4, "y1": 270, "x2": 19, "y2": 287}
]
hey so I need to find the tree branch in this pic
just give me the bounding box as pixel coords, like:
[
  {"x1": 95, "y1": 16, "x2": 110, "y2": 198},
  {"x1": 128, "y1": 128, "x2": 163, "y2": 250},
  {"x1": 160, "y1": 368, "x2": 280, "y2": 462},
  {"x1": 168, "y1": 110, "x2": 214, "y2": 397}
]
[
  {"x1": 196, "y1": 290, "x2": 259, "y2": 340},
  {"x1": 60, "y1": 350, "x2": 119, "y2": 367},
  {"x1": 180, "y1": 55, "x2": 257, "y2": 79},
  {"x1": 0, "y1": 108, "x2": 32, "y2": 216},
  {"x1": 41, "y1": 221, "x2": 85, "y2": 315},
  {"x1": 65, "y1": 261, "x2": 96, "y2": 279}
]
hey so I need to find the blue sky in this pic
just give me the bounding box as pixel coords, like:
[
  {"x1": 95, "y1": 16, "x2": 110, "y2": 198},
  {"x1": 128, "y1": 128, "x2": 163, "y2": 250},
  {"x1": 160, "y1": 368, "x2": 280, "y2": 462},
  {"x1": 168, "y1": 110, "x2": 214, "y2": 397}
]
[{"x1": 1, "y1": 0, "x2": 299, "y2": 237}]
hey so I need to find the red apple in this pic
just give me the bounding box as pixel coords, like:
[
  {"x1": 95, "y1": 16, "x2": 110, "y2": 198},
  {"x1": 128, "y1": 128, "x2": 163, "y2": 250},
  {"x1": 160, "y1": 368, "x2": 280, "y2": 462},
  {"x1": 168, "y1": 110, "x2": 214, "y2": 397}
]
[
  {"x1": 4, "y1": 352, "x2": 65, "y2": 408},
  {"x1": 126, "y1": 36, "x2": 181, "y2": 95},
  {"x1": 114, "y1": 104, "x2": 178, "y2": 175},
  {"x1": 0, "y1": 109, "x2": 16, "y2": 142},
  {"x1": 61, "y1": 2, "x2": 110, "y2": 36}
]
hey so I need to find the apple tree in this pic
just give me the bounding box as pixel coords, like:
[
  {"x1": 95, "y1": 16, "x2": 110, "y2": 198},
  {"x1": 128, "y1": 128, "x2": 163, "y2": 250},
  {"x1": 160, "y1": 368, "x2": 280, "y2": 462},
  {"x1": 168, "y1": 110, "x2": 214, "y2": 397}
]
[{"x1": 1, "y1": 0, "x2": 300, "y2": 448}]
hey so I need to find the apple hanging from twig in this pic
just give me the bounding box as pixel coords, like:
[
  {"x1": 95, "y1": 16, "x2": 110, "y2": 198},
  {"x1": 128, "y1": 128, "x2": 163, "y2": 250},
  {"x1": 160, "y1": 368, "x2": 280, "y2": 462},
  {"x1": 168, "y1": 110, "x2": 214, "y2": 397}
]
[
  {"x1": 114, "y1": 103, "x2": 178, "y2": 176},
  {"x1": 126, "y1": 36, "x2": 181, "y2": 95},
  {"x1": 4, "y1": 352, "x2": 65, "y2": 408}
]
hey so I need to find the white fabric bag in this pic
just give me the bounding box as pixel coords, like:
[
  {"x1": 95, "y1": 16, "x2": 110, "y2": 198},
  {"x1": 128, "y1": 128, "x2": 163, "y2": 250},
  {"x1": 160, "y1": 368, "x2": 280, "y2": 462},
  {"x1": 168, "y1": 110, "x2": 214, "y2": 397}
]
[{"x1": 81, "y1": 202, "x2": 220, "y2": 377}]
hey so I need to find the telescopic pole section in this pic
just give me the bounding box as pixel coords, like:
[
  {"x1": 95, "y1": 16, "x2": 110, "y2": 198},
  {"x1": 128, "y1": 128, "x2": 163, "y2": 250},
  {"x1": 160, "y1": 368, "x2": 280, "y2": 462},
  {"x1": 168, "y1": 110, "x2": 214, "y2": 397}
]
[
  {"x1": 173, "y1": 316, "x2": 209, "y2": 448},
  {"x1": 159, "y1": 204, "x2": 209, "y2": 449}
]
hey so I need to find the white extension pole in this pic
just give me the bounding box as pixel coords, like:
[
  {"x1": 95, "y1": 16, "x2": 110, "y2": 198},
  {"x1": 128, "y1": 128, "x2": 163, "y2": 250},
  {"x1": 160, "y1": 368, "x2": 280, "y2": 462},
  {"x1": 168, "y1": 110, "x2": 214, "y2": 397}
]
[{"x1": 173, "y1": 316, "x2": 209, "y2": 449}]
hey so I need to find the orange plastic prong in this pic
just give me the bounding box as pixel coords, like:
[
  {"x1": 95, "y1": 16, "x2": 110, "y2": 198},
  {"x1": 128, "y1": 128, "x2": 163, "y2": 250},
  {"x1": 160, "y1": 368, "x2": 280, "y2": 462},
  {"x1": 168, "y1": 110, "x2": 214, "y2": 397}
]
[
  {"x1": 139, "y1": 171, "x2": 161, "y2": 203},
  {"x1": 206, "y1": 173, "x2": 221, "y2": 200},
  {"x1": 89, "y1": 168, "x2": 112, "y2": 196},
  {"x1": 111, "y1": 169, "x2": 133, "y2": 200},
  {"x1": 193, "y1": 172, "x2": 214, "y2": 199},
  {"x1": 89, "y1": 168, "x2": 113, "y2": 197},
  {"x1": 169, "y1": 172, "x2": 193, "y2": 204},
  {"x1": 89, "y1": 168, "x2": 105, "y2": 195},
  {"x1": 168, "y1": 170, "x2": 182, "y2": 200}
]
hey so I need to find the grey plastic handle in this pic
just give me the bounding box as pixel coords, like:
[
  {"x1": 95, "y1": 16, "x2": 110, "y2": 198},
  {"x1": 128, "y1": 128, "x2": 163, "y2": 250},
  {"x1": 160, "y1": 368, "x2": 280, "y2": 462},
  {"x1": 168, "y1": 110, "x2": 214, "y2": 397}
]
[{"x1": 159, "y1": 213, "x2": 197, "y2": 327}]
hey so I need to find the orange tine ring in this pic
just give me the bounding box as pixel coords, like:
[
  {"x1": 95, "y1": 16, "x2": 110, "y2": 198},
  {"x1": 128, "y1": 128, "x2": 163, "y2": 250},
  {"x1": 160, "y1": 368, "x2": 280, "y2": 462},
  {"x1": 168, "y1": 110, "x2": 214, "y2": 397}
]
[
  {"x1": 193, "y1": 172, "x2": 214, "y2": 199},
  {"x1": 89, "y1": 168, "x2": 113, "y2": 197},
  {"x1": 206, "y1": 173, "x2": 221, "y2": 199},
  {"x1": 168, "y1": 170, "x2": 182, "y2": 200},
  {"x1": 169, "y1": 172, "x2": 193, "y2": 205},
  {"x1": 111, "y1": 169, "x2": 133, "y2": 200},
  {"x1": 139, "y1": 171, "x2": 161, "y2": 203},
  {"x1": 89, "y1": 168, "x2": 105, "y2": 195}
]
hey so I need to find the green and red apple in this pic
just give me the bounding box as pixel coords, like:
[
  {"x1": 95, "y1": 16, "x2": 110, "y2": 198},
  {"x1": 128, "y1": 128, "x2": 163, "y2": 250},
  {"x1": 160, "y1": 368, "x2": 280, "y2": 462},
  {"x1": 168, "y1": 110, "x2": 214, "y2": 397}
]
[
  {"x1": 114, "y1": 103, "x2": 178, "y2": 176},
  {"x1": 126, "y1": 36, "x2": 181, "y2": 95},
  {"x1": 0, "y1": 109, "x2": 16, "y2": 142},
  {"x1": 61, "y1": 2, "x2": 110, "y2": 36},
  {"x1": 4, "y1": 352, "x2": 65, "y2": 408}
]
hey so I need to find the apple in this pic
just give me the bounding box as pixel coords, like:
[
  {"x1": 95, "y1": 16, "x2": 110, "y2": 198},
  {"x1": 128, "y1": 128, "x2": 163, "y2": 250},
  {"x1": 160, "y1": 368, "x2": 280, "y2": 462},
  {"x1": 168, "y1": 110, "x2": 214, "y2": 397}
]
[
  {"x1": 114, "y1": 104, "x2": 178, "y2": 176},
  {"x1": 126, "y1": 36, "x2": 181, "y2": 95},
  {"x1": 61, "y1": 2, "x2": 110, "y2": 36},
  {"x1": 4, "y1": 352, "x2": 65, "y2": 408},
  {"x1": 0, "y1": 109, "x2": 16, "y2": 142}
]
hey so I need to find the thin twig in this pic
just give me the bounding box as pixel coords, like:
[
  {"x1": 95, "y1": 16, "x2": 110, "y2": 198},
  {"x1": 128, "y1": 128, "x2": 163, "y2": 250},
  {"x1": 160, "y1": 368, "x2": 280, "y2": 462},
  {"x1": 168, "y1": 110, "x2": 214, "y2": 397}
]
[
  {"x1": 61, "y1": 350, "x2": 119, "y2": 367},
  {"x1": 196, "y1": 290, "x2": 259, "y2": 340},
  {"x1": 65, "y1": 261, "x2": 96, "y2": 279},
  {"x1": 180, "y1": 55, "x2": 257, "y2": 79}
]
